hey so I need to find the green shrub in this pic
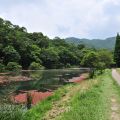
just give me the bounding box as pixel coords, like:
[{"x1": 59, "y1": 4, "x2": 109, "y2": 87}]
[
  {"x1": 0, "y1": 105, "x2": 24, "y2": 120},
  {"x1": 6, "y1": 62, "x2": 22, "y2": 71},
  {"x1": 0, "y1": 63, "x2": 5, "y2": 72},
  {"x1": 66, "y1": 63, "x2": 71, "y2": 68},
  {"x1": 29, "y1": 62, "x2": 44, "y2": 70}
]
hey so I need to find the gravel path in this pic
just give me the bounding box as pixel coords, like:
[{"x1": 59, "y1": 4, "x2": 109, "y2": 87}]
[{"x1": 112, "y1": 69, "x2": 120, "y2": 85}]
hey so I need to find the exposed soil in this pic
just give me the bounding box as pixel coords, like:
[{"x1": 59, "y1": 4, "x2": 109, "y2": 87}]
[
  {"x1": 69, "y1": 75, "x2": 86, "y2": 83},
  {"x1": 11, "y1": 90, "x2": 53, "y2": 105},
  {"x1": 112, "y1": 69, "x2": 120, "y2": 85},
  {"x1": 110, "y1": 95, "x2": 120, "y2": 120},
  {"x1": 0, "y1": 75, "x2": 31, "y2": 85},
  {"x1": 11, "y1": 74, "x2": 87, "y2": 105}
]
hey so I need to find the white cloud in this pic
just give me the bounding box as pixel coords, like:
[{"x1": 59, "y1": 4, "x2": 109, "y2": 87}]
[{"x1": 0, "y1": 0, "x2": 120, "y2": 38}]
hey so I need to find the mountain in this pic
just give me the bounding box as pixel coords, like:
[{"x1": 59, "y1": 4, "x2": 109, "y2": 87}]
[{"x1": 65, "y1": 37, "x2": 116, "y2": 50}]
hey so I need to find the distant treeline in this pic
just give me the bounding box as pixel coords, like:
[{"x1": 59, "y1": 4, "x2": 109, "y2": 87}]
[{"x1": 0, "y1": 17, "x2": 113, "y2": 72}]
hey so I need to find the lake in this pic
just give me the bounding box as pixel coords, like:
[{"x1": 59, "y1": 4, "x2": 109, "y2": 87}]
[{"x1": 0, "y1": 68, "x2": 88, "y2": 104}]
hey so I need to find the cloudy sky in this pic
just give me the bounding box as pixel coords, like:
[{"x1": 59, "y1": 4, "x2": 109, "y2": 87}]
[{"x1": 0, "y1": 0, "x2": 120, "y2": 39}]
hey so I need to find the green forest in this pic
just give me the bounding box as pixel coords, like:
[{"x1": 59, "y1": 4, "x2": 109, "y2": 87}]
[{"x1": 0, "y1": 17, "x2": 113, "y2": 73}]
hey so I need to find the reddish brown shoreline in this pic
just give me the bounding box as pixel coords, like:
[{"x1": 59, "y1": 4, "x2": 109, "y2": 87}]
[
  {"x1": 0, "y1": 75, "x2": 31, "y2": 85},
  {"x1": 11, "y1": 74, "x2": 87, "y2": 105}
]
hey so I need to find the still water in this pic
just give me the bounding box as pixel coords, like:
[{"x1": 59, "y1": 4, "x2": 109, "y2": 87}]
[{"x1": 0, "y1": 68, "x2": 88, "y2": 104}]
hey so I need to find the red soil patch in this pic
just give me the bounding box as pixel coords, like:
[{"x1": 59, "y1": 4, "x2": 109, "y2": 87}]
[
  {"x1": 12, "y1": 90, "x2": 53, "y2": 105},
  {"x1": 69, "y1": 75, "x2": 86, "y2": 83},
  {"x1": 11, "y1": 74, "x2": 86, "y2": 105},
  {"x1": 0, "y1": 75, "x2": 31, "y2": 85}
]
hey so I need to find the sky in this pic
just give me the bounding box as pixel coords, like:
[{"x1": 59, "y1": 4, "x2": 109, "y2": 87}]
[{"x1": 0, "y1": 0, "x2": 120, "y2": 39}]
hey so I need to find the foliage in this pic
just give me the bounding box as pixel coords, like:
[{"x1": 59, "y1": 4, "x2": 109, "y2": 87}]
[
  {"x1": 81, "y1": 50, "x2": 113, "y2": 78},
  {"x1": 0, "y1": 105, "x2": 24, "y2": 120},
  {"x1": 65, "y1": 37, "x2": 116, "y2": 50},
  {"x1": 0, "y1": 17, "x2": 84, "y2": 70},
  {"x1": 114, "y1": 33, "x2": 120, "y2": 67},
  {"x1": 0, "y1": 63, "x2": 5, "y2": 72},
  {"x1": 81, "y1": 51, "x2": 99, "y2": 78},
  {"x1": 6, "y1": 62, "x2": 22, "y2": 71},
  {"x1": 29, "y1": 62, "x2": 44, "y2": 70},
  {"x1": 40, "y1": 47, "x2": 60, "y2": 69},
  {"x1": 97, "y1": 49, "x2": 113, "y2": 73},
  {"x1": 0, "y1": 17, "x2": 114, "y2": 71},
  {"x1": 3, "y1": 45, "x2": 21, "y2": 64}
]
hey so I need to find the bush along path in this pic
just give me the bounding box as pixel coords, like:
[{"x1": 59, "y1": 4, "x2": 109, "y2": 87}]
[{"x1": 42, "y1": 70, "x2": 120, "y2": 120}]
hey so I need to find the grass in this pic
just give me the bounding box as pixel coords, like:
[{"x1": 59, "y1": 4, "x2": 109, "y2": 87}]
[
  {"x1": 24, "y1": 70, "x2": 115, "y2": 120},
  {"x1": 0, "y1": 85, "x2": 74, "y2": 120},
  {"x1": 2, "y1": 69, "x2": 120, "y2": 120},
  {"x1": 23, "y1": 84, "x2": 75, "y2": 120},
  {"x1": 0, "y1": 105, "x2": 24, "y2": 120},
  {"x1": 56, "y1": 70, "x2": 113, "y2": 120}
]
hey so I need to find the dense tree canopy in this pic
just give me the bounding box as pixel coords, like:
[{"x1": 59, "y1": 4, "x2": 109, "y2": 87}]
[
  {"x1": 0, "y1": 17, "x2": 85, "y2": 70},
  {"x1": 0, "y1": 17, "x2": 113, "y2": 71}
]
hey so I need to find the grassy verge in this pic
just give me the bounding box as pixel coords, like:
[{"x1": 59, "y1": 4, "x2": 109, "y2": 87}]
[
  {"x1": 56, "y1": 70, "x2": 113, "y2": 120},
  {"x1": 6, "y1": 69, "x2": 120, "y2": 120},
  {"x1": 2, "y1": 70, "x2": 120, "y2": 120},
  {"x1": 23, "y1": 84, "x2": 76, "y2": 120}
]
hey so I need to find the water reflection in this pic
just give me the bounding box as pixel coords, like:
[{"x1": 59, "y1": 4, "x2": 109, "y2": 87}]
[{"x1": 0, "y1": 68, "x2": 88, "y2": 103}]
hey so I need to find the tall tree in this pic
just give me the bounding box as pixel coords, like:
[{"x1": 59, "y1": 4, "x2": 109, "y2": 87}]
[{"x1": 114, "y1": 33, "x2": 120, "y2": 67}]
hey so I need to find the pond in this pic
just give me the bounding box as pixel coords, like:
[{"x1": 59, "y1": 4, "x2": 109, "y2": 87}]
[{"x1": 0, "y1": 68, "x2": 88, "y2": 104}]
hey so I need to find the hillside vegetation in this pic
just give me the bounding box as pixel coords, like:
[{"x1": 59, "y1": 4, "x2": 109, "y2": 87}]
[
  {"x1": 0, "y1": 17, "x2": 113, "y2": 72},
  {"x1": 65, "y1": 37, "x2": 116, "y2": 50}
]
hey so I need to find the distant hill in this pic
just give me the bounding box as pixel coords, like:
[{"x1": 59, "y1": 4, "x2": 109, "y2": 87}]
[{"x1": 65, "y1": 37, "x2": 116, "y2": 50}]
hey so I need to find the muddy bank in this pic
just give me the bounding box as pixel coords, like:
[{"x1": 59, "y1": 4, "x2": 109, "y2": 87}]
[
  {"x1": 11, "y1": 74, "x2": 87, "y2": 105},
  {"x1": 11, "y1": 90, "x2": 53, "y2": 105},
  {"x1": 0, "y1": 75, "x2": 31, "y2": 85}
]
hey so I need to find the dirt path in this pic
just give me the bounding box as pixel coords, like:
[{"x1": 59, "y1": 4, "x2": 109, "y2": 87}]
[
  {"x1": 112, "y1": 69, "x2": 120, "y2": 85},
  {"x1": 110, "y1": 95, "x2": 120, "y2": 120},
  {"x1": 111, "y1": 69, "x2": 120, "y2": 120}
]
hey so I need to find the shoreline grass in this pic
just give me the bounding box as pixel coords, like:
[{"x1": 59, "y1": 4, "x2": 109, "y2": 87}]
[
  {"x1": 2, "y1": 70, "x2": 120, "y2": 120},
  {"x1": 56, "y1": 70, "x2": 112, "y2": 120},
  {"x1": 23, "y1": 84, "x2": 76, "y2": 120}
]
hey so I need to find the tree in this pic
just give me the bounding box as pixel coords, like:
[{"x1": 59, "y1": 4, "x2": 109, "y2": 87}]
[
  {"x1": 29, "y1": 45, "x2": 41, "y2": 63},
  {"x1": 29, "y1": 32, "x2": 49, "y2": 48},
  {"x1": 6, "y1": 62, "x2": 22, "y2": 71},
  {"x1": 81, "y1": 51, "x2": 99, "y2": 78},
  {"x1": 29, "y1": 62, "x2": 44, "y2": 70},
  {"x1": 114, "y1": 33, "x2": 120, "y2": 67},
  {"x1": 97, "y1": 49, "x2": 113, "y2": 74},
  {"x1": 0, "y1": 63, "x2": 5, "y2": 72},
  {"x1": 40, "y1": 47, "x2": 60, "y2": 69},
  {"x1": 77, "y1": 44, "x2": 85, "y2": 50},
  {"x1": 58, "y1": 47, "x2": 78, "y2": 66},
  {"x1": 3, "y1": 46, "x2": 21, "y2": 64}
]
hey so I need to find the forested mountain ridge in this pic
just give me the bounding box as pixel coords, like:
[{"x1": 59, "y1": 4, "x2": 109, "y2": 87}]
[{"x1": 65, "y1": 37, "x2": 116, "y2": 50}]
